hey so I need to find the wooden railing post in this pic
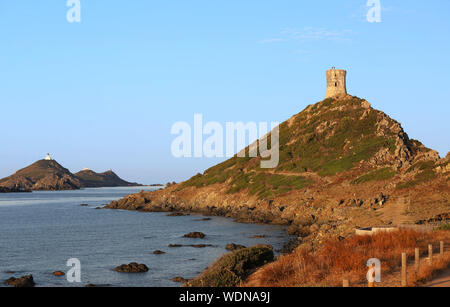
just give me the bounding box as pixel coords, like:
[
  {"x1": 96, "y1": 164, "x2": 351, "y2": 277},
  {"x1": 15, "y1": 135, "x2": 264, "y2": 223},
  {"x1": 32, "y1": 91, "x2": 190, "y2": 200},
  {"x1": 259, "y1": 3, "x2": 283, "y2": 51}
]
[
  {"x1": 428, "y1": 244, "x2": 433, "y2": 265},
  {"x1": 401, "y1": 253, "x2": 407, "y2": 287},
  {"x1": 415, "y1": 248, "x2": 420, "y2": 272}
]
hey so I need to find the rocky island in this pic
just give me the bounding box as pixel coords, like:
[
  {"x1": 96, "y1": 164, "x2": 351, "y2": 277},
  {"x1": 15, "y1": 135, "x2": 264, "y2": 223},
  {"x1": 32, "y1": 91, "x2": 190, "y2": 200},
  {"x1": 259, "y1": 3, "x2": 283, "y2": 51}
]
[
  {"x1": 0, "y1": 155, "x2": 141, "y2": 192},
  {"x1": 74, "y1": 169, "x2": 140, "y2": 188}
]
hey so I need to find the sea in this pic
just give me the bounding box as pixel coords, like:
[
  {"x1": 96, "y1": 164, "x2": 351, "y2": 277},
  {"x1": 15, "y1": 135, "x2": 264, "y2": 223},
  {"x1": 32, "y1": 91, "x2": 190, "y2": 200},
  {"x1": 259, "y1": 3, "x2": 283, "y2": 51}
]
[{"x1": 0, "y1": 187, "x2": 287, "y2": 287}]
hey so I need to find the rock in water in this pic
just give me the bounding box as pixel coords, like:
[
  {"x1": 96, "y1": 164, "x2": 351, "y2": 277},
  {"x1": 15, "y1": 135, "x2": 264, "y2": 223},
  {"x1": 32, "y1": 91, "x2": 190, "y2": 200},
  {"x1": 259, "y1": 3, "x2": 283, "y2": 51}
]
[
  {"x1": 183, "y1": 232, "x2": 206, "y2": 239},
  {"x1": 172, "y1": 276, "x2": 187, "y2": 283},
  {"x1": 168, "y1": 244, "x2": 183, "y2": 248},
  {"x1": 4, "y1": 275, "x2": 35, "y2": 287},
  {"x1": 186, "y1": 245, "x2": 274, "y2": 287},
  {"x1": 225, "y1": 243, "x2": 246, "y2": 251},
  {"x1": 53, "y1": 271, "x2": 65, "y2": 276},
  {"x1": 190, "y1": 244, "x2": 212, "y2": 248},
  {"x1": 153, "y1": 250, "x2": 166, "y2": 255},
  {"x1": 166, "y1": 212, "x2": 188, "y2": 216},
  {"x1": 114, "y1": 262, "x2": 149, "y2": 273}
]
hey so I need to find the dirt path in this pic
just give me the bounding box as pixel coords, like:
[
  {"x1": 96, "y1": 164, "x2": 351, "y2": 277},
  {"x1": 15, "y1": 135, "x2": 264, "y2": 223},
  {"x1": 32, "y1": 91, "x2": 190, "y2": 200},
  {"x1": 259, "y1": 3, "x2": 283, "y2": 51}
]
[
  {"x1": 425, "y1": 268, "x2": 450, "y2": 287},
  {"x1": 247, "y1": 169, "x2": 331, "y2": 185},
  {"x1": 379, "y1": 196, "x2": 414, "y2": 226}
]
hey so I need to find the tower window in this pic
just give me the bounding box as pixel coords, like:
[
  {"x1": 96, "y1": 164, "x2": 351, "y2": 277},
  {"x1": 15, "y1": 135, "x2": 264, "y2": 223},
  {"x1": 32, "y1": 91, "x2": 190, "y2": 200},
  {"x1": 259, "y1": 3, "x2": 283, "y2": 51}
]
[{"x1": 335, "y1": 82, "x2": 338, "y2": 87}]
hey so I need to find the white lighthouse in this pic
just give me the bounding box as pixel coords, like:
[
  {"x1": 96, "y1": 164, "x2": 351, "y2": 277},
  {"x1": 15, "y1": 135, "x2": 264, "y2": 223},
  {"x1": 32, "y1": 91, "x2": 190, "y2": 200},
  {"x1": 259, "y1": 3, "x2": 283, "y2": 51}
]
[{"x1": 45, "y1": 153, "x2": 52, "y2": 161}]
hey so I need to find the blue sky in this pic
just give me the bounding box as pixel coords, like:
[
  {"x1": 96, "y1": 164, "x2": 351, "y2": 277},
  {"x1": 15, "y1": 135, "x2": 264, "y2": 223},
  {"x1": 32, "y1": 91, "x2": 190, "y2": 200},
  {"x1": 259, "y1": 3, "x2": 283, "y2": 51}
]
[{"x1": 0, "y1": 1, "x2": 449, "y2": 184}]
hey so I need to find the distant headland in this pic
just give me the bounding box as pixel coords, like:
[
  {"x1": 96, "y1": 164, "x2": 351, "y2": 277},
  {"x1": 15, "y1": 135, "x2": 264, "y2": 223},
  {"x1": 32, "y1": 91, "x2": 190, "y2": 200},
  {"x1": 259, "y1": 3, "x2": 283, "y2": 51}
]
[{"x1": 0, "y1": 154, "x2": 143, "y2": 192}]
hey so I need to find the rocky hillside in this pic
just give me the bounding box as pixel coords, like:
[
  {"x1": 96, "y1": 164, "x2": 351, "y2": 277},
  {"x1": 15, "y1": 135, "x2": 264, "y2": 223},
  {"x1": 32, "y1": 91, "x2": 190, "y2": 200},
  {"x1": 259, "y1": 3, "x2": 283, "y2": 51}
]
[
  {"x1": 0, "y1": 160, "x2": 82, "y2": 191},
  {"x1": 106, "y1": 95, "x2": 449, "y2": 245},
  {"x1": 75, "y1": 169, "x2": 140, "y2": 188},
  {"x1": 0, "y1": 160, "x2": 141, "y2": 192}
]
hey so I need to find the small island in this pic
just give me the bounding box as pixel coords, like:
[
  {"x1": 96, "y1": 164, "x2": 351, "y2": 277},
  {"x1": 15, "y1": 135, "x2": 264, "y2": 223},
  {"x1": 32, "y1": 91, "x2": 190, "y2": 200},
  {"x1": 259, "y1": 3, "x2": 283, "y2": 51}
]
[{"x1": 0, "y1": 154, "x2": 142, "y2": 192}]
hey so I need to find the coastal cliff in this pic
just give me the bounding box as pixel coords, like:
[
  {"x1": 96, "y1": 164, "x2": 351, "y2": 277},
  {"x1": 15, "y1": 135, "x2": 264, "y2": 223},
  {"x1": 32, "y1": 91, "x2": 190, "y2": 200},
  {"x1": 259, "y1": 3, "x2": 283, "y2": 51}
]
[{"x1": 106, "y1": 96, "x2": 450, "y2": 246}]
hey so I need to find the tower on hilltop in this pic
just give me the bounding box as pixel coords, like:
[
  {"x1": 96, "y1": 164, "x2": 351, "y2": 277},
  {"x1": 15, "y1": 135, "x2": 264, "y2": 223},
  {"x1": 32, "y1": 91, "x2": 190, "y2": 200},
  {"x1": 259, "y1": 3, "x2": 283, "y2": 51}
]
[{"x1": 325, "y1": 67, "x2": 347, "y2": 98}]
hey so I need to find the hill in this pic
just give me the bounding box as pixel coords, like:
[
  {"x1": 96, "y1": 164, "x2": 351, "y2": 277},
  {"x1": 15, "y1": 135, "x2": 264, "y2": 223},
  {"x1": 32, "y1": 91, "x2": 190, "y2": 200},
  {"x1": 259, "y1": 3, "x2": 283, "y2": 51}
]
[
  {"x1": 0, "y1": 160, "x2": 141, "y2": 191},
  {"x1": 106, "y1": 95, "x2": 450, "y2": 241},
  {"x1": 74, "y1": 169, "x2": 140, "y2": 188},
  {"x1": 0, "y1": 159, "x2": 83, "y2": 191}
]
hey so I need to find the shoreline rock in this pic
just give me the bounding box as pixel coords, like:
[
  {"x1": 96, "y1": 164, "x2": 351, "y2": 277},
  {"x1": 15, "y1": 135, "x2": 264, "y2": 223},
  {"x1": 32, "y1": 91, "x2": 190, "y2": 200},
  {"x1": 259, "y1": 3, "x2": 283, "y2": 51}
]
[
  {"x1": 0, "y1": 187, "x2": 31, "y2": 193},
  {"x1": 172, "y1": 276, "x2": 187, "y2": 283},
  {"x1": 185, "y1": 245, "x2": 274, "y2": 287},
  {"x1": 225, "y1": 243, "x2": 246, "y2": 251},
  {"x1": 4, "y1": 275, "x2": 35, "y2": 287}
]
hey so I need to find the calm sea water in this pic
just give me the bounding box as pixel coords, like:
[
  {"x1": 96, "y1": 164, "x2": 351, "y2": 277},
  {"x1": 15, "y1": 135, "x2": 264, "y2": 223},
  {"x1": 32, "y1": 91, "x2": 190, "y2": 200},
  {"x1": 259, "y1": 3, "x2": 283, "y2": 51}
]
[{"x1": 0, "y1": 187, "x2": 287, "y2": 287}]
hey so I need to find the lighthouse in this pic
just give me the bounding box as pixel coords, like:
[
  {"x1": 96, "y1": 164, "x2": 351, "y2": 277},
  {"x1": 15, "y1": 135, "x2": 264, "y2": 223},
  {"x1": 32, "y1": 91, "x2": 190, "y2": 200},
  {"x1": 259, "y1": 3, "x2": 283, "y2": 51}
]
[{"x1": 45, "y1": 153, "x2": 52, "y2": 161}]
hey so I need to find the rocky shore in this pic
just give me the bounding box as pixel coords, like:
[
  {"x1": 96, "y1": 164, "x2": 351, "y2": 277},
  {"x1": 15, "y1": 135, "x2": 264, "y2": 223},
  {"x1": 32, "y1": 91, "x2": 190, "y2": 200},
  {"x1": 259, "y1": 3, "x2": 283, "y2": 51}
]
[
  {"x1": 105, "y1": 181, "x2": 447, "y2": 250},
  {"x1": 3, "y1": 275, "x2": 35, "y2": 287},
  {"x1": 185, "y1": 245, "x2": 274, "y2": 287},
  {"x1": 0, "y1": 186, "x2": 31, "y2": 193}
]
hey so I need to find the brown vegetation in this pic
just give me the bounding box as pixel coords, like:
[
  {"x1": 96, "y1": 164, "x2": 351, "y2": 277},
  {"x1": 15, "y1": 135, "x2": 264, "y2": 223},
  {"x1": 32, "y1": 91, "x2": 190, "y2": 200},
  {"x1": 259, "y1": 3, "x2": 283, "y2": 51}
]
[{"x1": 244, "y1": 229, "x2": 450, "y2": 287}]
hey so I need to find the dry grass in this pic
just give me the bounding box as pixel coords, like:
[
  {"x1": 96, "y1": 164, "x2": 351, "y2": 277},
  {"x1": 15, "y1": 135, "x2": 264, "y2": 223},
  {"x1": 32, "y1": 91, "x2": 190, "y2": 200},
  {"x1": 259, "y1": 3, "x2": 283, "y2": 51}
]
[
  {"x1": 410, "y1": 253, "x2": 450, "y2": 286},
  {"x1": 244, "y1": 229, "x2": 450, "y2": 287}
]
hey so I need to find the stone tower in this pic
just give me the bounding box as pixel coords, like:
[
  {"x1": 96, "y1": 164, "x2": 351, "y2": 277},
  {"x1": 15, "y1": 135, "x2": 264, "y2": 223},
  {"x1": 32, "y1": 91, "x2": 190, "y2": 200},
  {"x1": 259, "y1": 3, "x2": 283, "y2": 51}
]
[{"x1": 325, "y1": 67, "x2": 347, "y2": 98}]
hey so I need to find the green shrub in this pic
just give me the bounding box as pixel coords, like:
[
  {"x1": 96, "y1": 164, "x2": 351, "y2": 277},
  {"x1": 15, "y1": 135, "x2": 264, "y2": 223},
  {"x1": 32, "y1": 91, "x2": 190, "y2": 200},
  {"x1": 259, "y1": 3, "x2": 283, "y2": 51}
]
[
  {"x1": 226, "y1": 172, "x2": 311, "y2": 199},
  {"x1": 397, "y1": 169, "x2": 438, "y2": 189},
  {"x1": 186, "y1": 245, "x2": 274, "y2": 287},
  {"x1": 351, "y1": 167, "x2": 396, "y2": 184},
  {"x1": 435, "y1": 224, "x2": 450, "y2": 231}
]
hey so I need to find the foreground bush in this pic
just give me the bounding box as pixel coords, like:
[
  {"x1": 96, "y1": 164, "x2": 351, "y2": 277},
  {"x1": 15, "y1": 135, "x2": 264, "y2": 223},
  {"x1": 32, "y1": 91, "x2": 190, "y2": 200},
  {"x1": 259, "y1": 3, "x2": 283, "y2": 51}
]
[{"x1": 245, "y1": 229, "x2": 450, "y2": 287}]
